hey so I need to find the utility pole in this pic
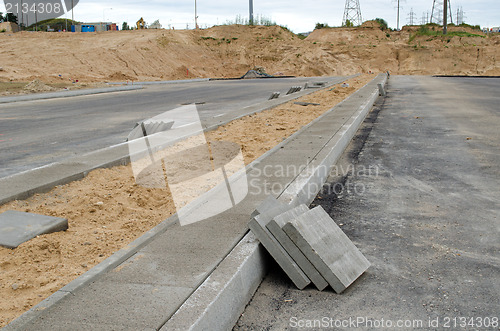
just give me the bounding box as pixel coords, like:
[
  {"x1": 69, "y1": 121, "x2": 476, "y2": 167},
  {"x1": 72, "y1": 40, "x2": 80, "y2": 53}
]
[
  {"x1": 194, "y1": 0, "x2": 198, "y2": 29},
  {"x1": 397, "y1": 0, "x2": 400, "y2": 30},
  {"x1": 443, "y1": 0, "x2": 447, "y2": 34},
  {"x1": 20, "y1": 0, "x2": 24, "y2": 29},
  {"x1": 72, "y1": 0, "x2": 74, "y2": 22},
  {"x1": 249, "y1": 0, "x2": 254, "y2": 25}
]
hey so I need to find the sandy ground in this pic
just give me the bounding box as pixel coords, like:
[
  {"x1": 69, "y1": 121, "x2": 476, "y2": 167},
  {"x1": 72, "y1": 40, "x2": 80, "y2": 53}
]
[
  {"x1": 0, "y1": 74, "x2": 373, "y2": 326},
  {"x1": 0, "y1": 23, "x2": 498, "y2": 86}
]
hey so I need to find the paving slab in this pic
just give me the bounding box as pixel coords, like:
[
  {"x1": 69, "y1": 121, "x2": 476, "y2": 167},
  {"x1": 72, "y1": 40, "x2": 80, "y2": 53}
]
[
  {"x1": 249, "y1": 207, "x2": 311, "y2": 289},
  {"x1": 267, "y1": 205, "x2": 329, "y2": 291},
  {"x1": 0, "y1": 210, "x2": 68, "y2": 249},
  {"x1": 282, "y1": 206, "x2": 370, "y2": 293},
  {"x1": 32, "y1": 281, "x2": 192, "y2": 330}
]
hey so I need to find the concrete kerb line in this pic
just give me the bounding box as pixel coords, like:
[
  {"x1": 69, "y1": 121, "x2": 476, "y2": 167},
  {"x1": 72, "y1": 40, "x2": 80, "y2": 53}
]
[
  {"x1": 107, "y1": 78, "x2": 211, "y2": 86},
  {"x1": 1, "y1": 75, "x2": 358, "y2": 329},
  {"x1": 0, "y1": 86, "x2": 144, "y2": 104},
  {"x1": 161, "y1": 74, "x2": 388, "y2": 331}
]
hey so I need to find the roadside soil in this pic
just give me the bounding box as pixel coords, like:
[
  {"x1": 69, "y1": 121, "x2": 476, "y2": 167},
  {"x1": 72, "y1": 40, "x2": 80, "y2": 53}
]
[
  {"x1": 0, "y1": 23, "x2": 498, "y2": 89},
  {"x1": 0, "y1": 74, "x2": 373, "y2": 327}
]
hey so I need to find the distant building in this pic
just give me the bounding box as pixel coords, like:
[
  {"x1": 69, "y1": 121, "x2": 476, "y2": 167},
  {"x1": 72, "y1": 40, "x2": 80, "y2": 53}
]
[{"x1": 71, "y1": 22, "x2": 118, "y2": 32}]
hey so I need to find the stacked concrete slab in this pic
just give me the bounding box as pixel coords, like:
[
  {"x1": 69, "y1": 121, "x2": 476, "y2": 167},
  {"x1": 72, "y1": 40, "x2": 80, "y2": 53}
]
[{"x1": 250, "y1": 196, "x2": 370, "y2": 293}]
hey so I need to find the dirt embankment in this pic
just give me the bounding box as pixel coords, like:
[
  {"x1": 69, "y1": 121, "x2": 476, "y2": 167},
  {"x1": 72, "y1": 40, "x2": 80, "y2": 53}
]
[{"x1": 0, "y1": 24, "x2": 498, "y2": 84}]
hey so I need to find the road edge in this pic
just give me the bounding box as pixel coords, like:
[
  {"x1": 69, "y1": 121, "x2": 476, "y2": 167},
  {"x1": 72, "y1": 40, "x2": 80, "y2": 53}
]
[{"x1": 160, "y1": 74, "x2": 388, "y2": 331}]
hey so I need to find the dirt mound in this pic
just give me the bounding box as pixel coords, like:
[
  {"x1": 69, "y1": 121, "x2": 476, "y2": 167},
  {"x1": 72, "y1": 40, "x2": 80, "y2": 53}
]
[
  {"x1": 107, "y1": 72, "x2": 136, "y2": 81},
  {"x1": 0, "y1": 25, "x2": 498, "y2": 84},
  {"x1": 23, "y1": 79, "x2": 56, "y2": 92}
]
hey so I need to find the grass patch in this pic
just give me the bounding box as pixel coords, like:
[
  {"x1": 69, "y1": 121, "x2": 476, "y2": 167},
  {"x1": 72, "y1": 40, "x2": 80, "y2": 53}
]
[
  {"x1": 0, "y1": 82, "x2": 28, "y2": 94},
  {"x1": 409, "y1": 25, "x2": 485, "y2": 43}
]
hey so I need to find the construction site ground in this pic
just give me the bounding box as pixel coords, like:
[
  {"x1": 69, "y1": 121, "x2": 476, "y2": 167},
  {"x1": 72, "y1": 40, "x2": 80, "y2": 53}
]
[
  {"x1": 0, "y1": 74, "x2": 372, "y2": 327},
  {"x1": 0, "y1": 21, "x2": 499, "y2": 329}
]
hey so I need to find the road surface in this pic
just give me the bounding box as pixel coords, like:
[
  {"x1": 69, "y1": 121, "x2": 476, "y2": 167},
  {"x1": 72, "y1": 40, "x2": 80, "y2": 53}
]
[{"x1": 0, "y1": 77, "x2": 341, "y2": 178}]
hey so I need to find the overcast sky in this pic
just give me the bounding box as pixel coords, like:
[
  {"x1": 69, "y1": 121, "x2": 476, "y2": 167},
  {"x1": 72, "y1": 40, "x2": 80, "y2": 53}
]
[{"x1": 2, "y1": 0, "x2": 499, "y2": 32}]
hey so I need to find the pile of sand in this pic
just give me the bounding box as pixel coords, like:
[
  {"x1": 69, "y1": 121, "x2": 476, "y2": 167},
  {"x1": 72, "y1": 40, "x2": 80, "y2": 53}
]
[
  {"x1": 0, "y1": 24, "x2": 498, "y2": 84},
  {"x1": 23, "y1": 79, "x2": 56, "y2": 93},
  {"x1": 0, "y1": 74, "x2": 373, "y2": 327}
]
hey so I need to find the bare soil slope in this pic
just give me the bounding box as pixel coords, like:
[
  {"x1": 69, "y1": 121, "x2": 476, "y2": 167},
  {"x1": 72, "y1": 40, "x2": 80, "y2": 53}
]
[{"x1": 0, "y1": 24, "x2": 498, "y2": 84}]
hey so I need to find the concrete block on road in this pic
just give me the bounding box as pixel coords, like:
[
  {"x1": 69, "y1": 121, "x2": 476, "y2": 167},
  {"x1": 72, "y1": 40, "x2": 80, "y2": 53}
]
[
  {"x1": 249, "y1": 201, "x2": 311, "y2": 289},
  {"x1": 282, "y1": 206, "x2": 370, "y2": 293},
  {"x1": 0, "y1": 210, "x2": 68, "y2": 249},
  {"x1": 126, "y1": 121, "x2": 174, "y2": 141},
  {"x1": 378, "y1": 83, "x2": 386, "y2": 96},
  {"x1": 268, "y1": 92, "x2": 281, "y2": 100},
  {"x1": 267, "y1": 205, "x2": 329, "y2": 291}
]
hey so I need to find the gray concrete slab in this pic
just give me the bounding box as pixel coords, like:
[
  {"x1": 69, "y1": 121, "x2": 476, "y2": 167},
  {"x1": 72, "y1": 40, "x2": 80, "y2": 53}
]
[
  {"x1": 34, "y1": 282, "x2": 192, "y2": 330},
  {"x1": 267, "y1": 205, "x2": 329, "y2": 291},
  {"x1": 249, "y1": 213, "x2": 311, "y2": 290},
  {"x1": 161, "y1": 232, "x2": 267, "y2": 331},
  {"x1": 0, "y1": 210, "x2": 68, "y2": 249},
  {"x1": 282, "y1": 206, "x2": 370, "y2": 293}
]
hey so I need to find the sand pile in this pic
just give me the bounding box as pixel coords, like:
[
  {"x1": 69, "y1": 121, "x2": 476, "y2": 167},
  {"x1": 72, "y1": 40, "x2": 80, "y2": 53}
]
[
  {"x1": 23, "y1": 79, "x2": 56, "y2": 93},
  {"x1": 0, "y1": 24, "x2": 498, "y2": 84}
]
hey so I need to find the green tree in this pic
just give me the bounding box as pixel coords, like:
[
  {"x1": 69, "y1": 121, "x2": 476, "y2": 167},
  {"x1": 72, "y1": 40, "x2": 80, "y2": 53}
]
[
  {"x1": 315, "y1": 23, "x2": 330, "y2": 30},
  {"x1": 375, "y1": 18, "x2": 388, "y2": 30},
  {"x1": 122, "y1": 22, "x2": 130, "y2": 30},
  {"x1": 5, "y1": 13, "x2": 18, "y2": 24},
  {"x1": 343, "y1": 19, "x2": 354, "y2": 28}
]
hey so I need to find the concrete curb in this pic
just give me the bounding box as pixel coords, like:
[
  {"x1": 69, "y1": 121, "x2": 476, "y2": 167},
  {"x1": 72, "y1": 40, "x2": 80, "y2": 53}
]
[
  {"x1": 159, "y1": 233, "x2": 268, "y2": 331},
  {"x1": 107, "y1": 78, "x2": 211, "y2": 86},
  {"x1": 161, "y1": 74, "x2": 388, "y2": 331},
  {"x1": 0, "y1": 86, "x2": 143, "y2": 104}
]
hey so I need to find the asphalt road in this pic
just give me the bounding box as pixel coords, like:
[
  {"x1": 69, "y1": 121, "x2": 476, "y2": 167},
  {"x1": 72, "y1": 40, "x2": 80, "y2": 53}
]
[
  {"x1": 234, "y1": 76, "x2": 500, "y2": 330},
  {"x1": 0, "y1": 77, "x2": 341, "y2": 178}
]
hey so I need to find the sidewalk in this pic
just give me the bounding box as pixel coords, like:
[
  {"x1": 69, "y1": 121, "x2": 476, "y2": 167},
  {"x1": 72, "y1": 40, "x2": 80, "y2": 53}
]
[{"x1": 5, "y1": 75, "x2": 387, "y2": 331}]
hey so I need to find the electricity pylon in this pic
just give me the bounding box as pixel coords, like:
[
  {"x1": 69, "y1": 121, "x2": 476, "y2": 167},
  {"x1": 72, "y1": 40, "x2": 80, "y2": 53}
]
[
  {"x1": 343, "y1": 0, "x2": 363, "y2": 27},
  {"x1": 431, "y1": 0, "x2": 453, "y2": 25}
]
